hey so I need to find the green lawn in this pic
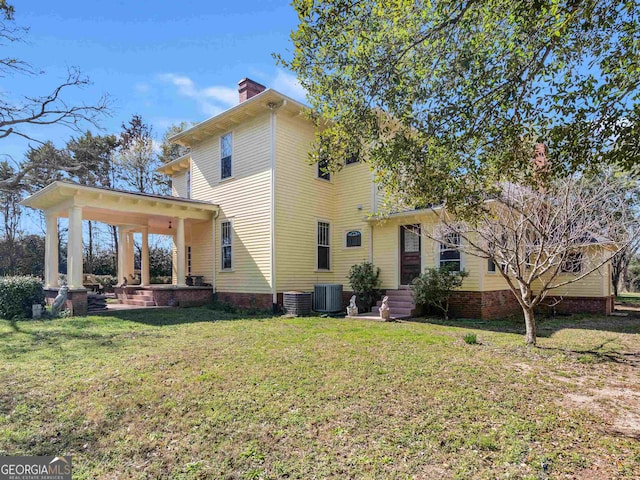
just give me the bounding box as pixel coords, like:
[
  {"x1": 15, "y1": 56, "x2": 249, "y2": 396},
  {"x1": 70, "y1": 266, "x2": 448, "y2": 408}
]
[
  {"x1": 1, "y1": 308, "x2": 639, "y2": 479},
  {"x1": 617, "y1": 292, "x2": 640, "y2": 305}
]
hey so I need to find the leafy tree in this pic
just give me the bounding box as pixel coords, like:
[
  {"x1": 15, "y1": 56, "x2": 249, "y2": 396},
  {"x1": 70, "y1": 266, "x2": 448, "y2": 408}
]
[
  {"x1": 66, "y1": 131, "x2": 119, "y2": 273},
  {"x1": 117, "y1": 115, "x2": 167, "y2": 194},
  {"x1": 411, "y1": 266, "x2": 468, "y2": 321},
  {"x1": 0, "y1": 1, "x2": 109, "y2": 191},
  {"x1": 158, "y1": 122, "x2": 190, "y2": 165},
  {"x1": 0, "y1": 160, "x2": 22, "y2": 272},
  {"x1": 283, "y1": 0, "x2": 640, "y2": 216}
]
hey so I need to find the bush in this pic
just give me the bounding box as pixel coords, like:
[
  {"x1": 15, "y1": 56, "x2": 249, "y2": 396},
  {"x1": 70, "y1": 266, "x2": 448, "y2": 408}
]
[
  {"x1": 0, "y1": 276, "x2": 45, "y2": 319},
  {"x1": 94, "y1": 275, "x2": 117, "y2": 293},
  {"x1": 348, "y1": 261, "x2": 381, "y2": 311},
  {"x1": 411, "y1": 266, "x2": 468, "y2": 320}
]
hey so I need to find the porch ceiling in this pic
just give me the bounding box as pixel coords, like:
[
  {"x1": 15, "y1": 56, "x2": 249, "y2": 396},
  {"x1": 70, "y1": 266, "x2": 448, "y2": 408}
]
[{"x1": 20, "y1": 181, "x2": 219, "y2": 234}]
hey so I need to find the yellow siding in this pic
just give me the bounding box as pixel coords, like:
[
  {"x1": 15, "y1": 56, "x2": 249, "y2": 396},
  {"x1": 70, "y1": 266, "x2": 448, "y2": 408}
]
[
  {"x1": 190, "y1": 113, "x2": 272, "y2": 294},
  {"x1": 275, "y1": 114, "x2": 336, "y2": 291},
  {"x1": 189, "y1": 221, "x2": 214, "y2": 284},
  {"x1": 172, "y1": 171, "x2": 187, "y2": 198},
  {"x1": 332, "y1": 162, "x2": 373, "y2": 286},
  {"x1": 533, "y1": 248, "x2": 607, "y2": 298}
]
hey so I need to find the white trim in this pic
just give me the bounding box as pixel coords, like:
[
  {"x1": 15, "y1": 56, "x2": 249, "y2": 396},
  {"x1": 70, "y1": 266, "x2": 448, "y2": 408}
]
[
  {"x1": 316, "y1": 219, "x2": 332, "y2": 271},
  {"x1": 343, "y1": 227, "x2": 363, "y2": 249},
  {"x1": 220, "y1": 131, "x2": 233, "y2": 181},
  {"x1": 211, "y1": 219, "x2": 216, "y2": 293},
  {"x1": 220, "y1": 218, "x2": 234, "y2": 272}
]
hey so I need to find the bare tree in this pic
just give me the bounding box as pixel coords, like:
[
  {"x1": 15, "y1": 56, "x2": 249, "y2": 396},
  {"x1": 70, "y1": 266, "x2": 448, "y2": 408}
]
[
  {"x1": 426, "y1": 171, "x2": 638, "y2": 345},
  {"x1": 0, "y1": 2, "x2": 110, "y2": 191}
]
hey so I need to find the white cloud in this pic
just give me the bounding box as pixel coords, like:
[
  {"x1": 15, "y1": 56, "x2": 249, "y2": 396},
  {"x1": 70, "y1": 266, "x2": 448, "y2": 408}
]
[
  {"x1": 158, "y1": 73, "x2": 237, "y2": 116},
  {"x1": 271, "y1": 69, "x2": 307, "y2": 102}
]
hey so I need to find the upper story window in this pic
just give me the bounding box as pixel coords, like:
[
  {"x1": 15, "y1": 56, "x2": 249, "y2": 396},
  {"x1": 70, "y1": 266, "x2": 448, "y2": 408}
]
[
  {"x1": 317, "y1": 221, "x2": 330, "y2": 270},
  {"x1": 318, "y1": 158, "x2": 331, "y2": 181},
  {"x1": 186, "y1": 169, "x2": 191, "y2": 199},
  {"x1": 221, "y1": 220, "x2": 232, "y2": 270},
  {"x1": 346, "y1": 230, "x2": 362, "y2": 248},
  {"x1": 345, "y1": 153, "x2": 359, "y2": 165},
  {"x1": 439, "y1": 232, "x2": 461, "y2": 271},
  {"x1": 221, "y1": 133, "x2": 232, "y2": 180}
]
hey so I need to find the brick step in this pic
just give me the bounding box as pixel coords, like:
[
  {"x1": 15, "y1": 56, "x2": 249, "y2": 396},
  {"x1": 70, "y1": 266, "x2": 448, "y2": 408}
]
[
  {"x1": 132, "y1": 294, "x2": 154, "y2": 301},
  {"x1": 384, "y1": 290, "x2": 414, "y2": 298},
  {"x1": 123, "y1": 299, "x2": 155, "y2": 307}
]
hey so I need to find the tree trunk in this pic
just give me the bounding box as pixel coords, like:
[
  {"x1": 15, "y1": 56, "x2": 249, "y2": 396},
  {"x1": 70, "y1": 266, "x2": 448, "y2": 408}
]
[{"x1": 523, "y1": 306, "x2": 537, "y2": 346}]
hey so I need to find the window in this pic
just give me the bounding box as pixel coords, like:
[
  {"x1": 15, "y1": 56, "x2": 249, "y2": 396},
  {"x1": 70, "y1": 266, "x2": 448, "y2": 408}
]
[
  {"x1": 186, "y1": 169, "x2": 191, "y2": 199},
  {"x1": 345, "y1": 153, "x2": 359, "y2": 165},
  {"x1": 317, "y1": 221, "x2": 330, "y2": 270},
  {"x1": 221, "y1": 221, "x2": 232, "y2": 270},
  {"x1": 187, "y1": 246, "x2": 192, "y2": 275},
  {"x1": 561, "y1": 252, "x2": 582, "y2": 274},
  {"x1": 346, "y1": 230, "x2": 362, "y2": 248},
  {"x1": 439, "y1": 232, "x2": 461, "y2": 271},
  {"x1": 317, "y1": 158, "x2": 331, "y2": 181},
  {"x1": 487, "y1": 259, "x2": 496, "y2": 273},
  {"x1": 221, "y1": 133, "x2": 232, "y2": 180}
]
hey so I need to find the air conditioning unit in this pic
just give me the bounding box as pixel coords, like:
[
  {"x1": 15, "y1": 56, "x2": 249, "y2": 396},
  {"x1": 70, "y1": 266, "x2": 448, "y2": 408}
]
[{"x1": 313, "y1": 284, "x2": 343, "y2": 313}]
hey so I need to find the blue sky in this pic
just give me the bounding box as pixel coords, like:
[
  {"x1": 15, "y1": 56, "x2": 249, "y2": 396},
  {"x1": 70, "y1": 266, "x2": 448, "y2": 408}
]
[{"x1": 2, "y1": 0, "x2": 306, "y2": 163}]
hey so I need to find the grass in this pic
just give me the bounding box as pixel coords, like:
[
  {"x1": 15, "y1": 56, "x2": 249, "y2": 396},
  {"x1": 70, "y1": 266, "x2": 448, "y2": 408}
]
[
  {"x1": 1, "y1": 307, "x2": 639, "y2": 479},
  {"x1": 616, "y1": 292, "x2": 640, "y2": 305}
]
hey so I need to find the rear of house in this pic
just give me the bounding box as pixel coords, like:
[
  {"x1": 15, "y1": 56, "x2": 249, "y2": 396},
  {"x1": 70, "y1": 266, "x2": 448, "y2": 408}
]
[{"x1": 160, "y1": 78, "x2": 614, "y2": 318}]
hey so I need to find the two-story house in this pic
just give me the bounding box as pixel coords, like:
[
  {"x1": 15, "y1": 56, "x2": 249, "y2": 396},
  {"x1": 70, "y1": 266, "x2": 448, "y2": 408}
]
[
  {"x1": 22, "y1": 78, "x2": 614, "y2": 317},
  {"x1": 158, "y1": 78, "x2": 613, "y2": 318}
]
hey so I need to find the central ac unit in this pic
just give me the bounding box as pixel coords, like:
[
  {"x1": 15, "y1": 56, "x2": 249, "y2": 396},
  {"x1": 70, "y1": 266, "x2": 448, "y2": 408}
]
[{"x1": 313, "y1": 284, "x2": 343, "y2": 313}]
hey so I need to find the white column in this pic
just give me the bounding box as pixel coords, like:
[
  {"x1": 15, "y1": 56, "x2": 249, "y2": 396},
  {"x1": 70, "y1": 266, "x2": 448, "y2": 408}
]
[
  {"x1": 126, "y1": 231, "x2": 135, "y2": 280},
  {"x1": 67, "y1": 205, "x2": 84, "y2": 289},
  {"x1": 117, "y1": 227, "x2": 126, "y2": 285},
  {"x1": 44, "y1": 213, "x2": 59, "y2": 288},
  {"x1": 176, "y1": 217, "x2": 186, "y2": 286},
  {"x1": 141, "y1": 227, "x2": 150, "y2": 286}
]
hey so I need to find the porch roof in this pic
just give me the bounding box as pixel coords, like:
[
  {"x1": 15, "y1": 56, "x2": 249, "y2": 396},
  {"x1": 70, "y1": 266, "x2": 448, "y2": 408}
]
[{"x1": 20, "y1": 181, "x2": 219, "y2": 234}]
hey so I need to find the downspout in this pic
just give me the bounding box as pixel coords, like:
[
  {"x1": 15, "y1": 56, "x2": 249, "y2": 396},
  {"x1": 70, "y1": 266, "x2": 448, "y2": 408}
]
[{"x1": 268, "y1": 101, "x2": 283, "y2": 313}]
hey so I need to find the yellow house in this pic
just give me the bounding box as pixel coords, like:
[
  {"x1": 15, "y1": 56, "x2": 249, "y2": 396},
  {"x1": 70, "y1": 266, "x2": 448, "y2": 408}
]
[
  {"x1": 21, "y1": 78, "x2": 614, "y2": 318},
  {"x1": 159, "y1": 78, "x2": 613, "y2": 318}
]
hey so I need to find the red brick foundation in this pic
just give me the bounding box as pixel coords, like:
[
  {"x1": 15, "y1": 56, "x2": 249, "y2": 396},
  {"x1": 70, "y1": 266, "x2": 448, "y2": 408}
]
[
  {"x1": 216, "y1": 292, "x2": 274, "y2": 310},
  {"x1": 448, "y1": 290, "x2": 614, "y2": 319},
  {"x1": 44, "y1": 288, "x2": 88, "y2": 316},
  {"x1": 538, "y1": 295, "x2": 614, "y2": 316},
  {"x1": 114, "y1": 286, "x2": 213, "y2": 307},
  {"x1": 448, "y1": 290, "x2": 521, "y2": 319}
]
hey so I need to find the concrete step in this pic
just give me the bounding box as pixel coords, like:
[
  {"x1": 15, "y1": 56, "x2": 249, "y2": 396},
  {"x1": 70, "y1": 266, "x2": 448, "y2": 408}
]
[
  {"x1": 376, "y1": 299, "x2": 415, "y2": 309},
  {"x1": 371, "y1": 306, "x2": 414, "y2": 318},
  {"x1": 372, "y1": 306, "x2": 415, "y2": 316}
]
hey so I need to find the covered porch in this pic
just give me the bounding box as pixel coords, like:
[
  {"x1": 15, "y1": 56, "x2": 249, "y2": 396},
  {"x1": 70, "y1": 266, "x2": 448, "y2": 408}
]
[{"x1": 21, "y1": 181, "x2": 219, "y2": 315}]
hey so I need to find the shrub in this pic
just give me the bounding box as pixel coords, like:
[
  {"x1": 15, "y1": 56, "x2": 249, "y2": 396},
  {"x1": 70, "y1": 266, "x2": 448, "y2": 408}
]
[
  {"x1": 463, "y1": 332, "x2": 478, "y2": 345},
  {"x1": 348, "y1": 262, "x2": 381, "y2": 311},
  {"x1": 411, "y1": 266, "x2": 469, "y2": 320},
  {"x1": 94, "y1": 275, "x2": 117, "y2": 293},
  {"x1": 0, "y1": 276, "x2": 45, "y2": 319}
]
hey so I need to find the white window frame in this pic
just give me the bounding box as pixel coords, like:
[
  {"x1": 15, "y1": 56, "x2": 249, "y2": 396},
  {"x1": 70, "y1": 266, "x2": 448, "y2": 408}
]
[
  {"x1": 220, "y1": 132, "x2": 233, "y2": 181},
  {"x1": 220, "y1": 219, "x2": 233, "y2": 271},
  {"x1": 317, "y1": 158, "x2": 331, "y2": 181},
  {"x1": 316, "y1": 220, "x2": 331, "y2": 271},
  {"x1": 439, "y1": 232, "x2": 462, "y2": 271},
  {"x1": 344, "y1": 229, "x2": 363, "y2": 249},
  {"x1": 186, "y1": 168, "x2": 191, "y2": 199}
]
